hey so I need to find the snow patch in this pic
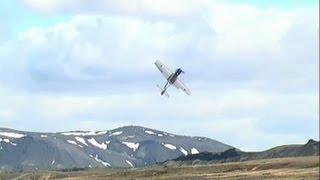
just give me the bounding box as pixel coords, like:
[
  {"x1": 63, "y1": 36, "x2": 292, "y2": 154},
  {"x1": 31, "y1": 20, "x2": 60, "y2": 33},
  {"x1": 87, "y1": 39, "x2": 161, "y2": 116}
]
[
  {"x1": 51, "y1": 160, "x2": 55, "y2": 165},
  {"x1": 145, "y1": 130, "x2": 156, "y2": 135},
  {"x1": 88, "y1": 138, "x2": 107, "y2": 150},
  {"x1": 180, "y1": 147, "x2": 188, "y2": 156},
  {"x1": 67, "y1": 140, "x2": 77, "y2": 145},
  {"x1": 61, "y1": 131, "x2": 106, "y2": 136},
  {"x1": 191, "y1": 148, "x2": 199, "y2": 154},
  {"x1": 0, "y1": 132, "x2": 25, "y2": 138},
  {"x1": 110, "y1": 131, "x2": 122, "y2": 136},
  {"x1": 0, "y1": 138, "x2": 10, "y2": 143},
  {"x1": 122, "y1": 135, "x2": 135, "y2": 139},
  {"x1": 40, "y1": 135, "x2": 48, "y2": 138},
  {"x1": 126, "y1": 160, "x2": 134, "y2": 168},
  {"x1": 157, "y1": 134, "x2": 163, "y2": 137},
  {"x1": 75, "y1": 137, "x2": 88, "y2": 146},
  {"x1": 162, "y1": 143, "x2": 176, "y2": 150},
  {"x1": 90, "y1": 154, "x2": 110, "y2": 167},
  {"x1": 96, "y1": 131, "x2": 108, "y2": 135},
  {"x1": 10, "y1": 142, "x2": 16, "y2": 146},
  {"x1": 122, "y1": 142, "x2": 139, "y2": 152},
  {"x1": 61, "y1": 131, "x2": 94, "y2": 136}
]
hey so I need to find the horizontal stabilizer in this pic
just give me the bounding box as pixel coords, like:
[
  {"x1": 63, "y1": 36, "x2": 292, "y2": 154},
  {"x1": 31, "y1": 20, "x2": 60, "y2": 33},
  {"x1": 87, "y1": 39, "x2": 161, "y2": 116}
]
[{"x1": 157, "y1": 85, "x2": 169, "y2": 98}]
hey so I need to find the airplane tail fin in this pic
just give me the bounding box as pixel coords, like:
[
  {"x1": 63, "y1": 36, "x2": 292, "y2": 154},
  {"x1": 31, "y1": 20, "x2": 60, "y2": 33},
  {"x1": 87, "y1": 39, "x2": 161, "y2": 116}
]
[{"x1": 157, "y1": 85, "x2": 169, "y2": 98}]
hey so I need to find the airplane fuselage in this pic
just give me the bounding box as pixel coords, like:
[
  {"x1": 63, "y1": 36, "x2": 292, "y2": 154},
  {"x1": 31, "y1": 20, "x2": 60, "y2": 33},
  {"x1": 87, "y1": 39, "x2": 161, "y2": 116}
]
[
  {"x1": 160, "y1": 68, "x2": 183, "y2": 96},
  {"x1": 160, "y1": 68, "x2": 184, "y2": 96},
  {"x1": 168, "y1": 68, "x2": 183, "y2": 84}
]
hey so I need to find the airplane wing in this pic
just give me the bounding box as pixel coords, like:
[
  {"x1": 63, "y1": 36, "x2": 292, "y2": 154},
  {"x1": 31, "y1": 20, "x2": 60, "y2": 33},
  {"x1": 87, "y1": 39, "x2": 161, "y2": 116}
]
[
  {"x1": 154, "y1": 60, "x2": 173, "y2": 80},
  {"x1": 173, "y1": 78, "x2": 191, "y2": 95}
]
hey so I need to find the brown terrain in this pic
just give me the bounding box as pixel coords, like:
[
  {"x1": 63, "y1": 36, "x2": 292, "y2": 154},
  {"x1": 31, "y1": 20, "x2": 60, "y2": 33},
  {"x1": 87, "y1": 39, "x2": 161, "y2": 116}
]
[{"x1": 1, "y1": 156, "x2": 319, "y2": 180}]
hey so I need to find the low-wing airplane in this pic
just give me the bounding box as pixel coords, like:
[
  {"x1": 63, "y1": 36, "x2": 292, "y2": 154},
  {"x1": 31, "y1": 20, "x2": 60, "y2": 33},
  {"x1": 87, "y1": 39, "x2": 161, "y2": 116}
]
[{"x1": 155, "y1": 60, "x2": 191, "y2": 97}]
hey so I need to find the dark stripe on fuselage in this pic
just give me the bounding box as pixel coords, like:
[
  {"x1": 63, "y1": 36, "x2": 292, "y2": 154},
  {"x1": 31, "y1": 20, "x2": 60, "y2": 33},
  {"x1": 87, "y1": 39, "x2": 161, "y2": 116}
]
[{"x1": 168, "y1": 68, "x2": 183, "y2": 84}]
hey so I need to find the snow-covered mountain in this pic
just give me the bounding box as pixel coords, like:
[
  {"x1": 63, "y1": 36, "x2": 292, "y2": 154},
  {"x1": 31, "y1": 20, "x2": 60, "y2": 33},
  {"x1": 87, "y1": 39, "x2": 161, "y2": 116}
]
[{"x1": 0, "y1": 126, "x2": 232, "y2": 171}]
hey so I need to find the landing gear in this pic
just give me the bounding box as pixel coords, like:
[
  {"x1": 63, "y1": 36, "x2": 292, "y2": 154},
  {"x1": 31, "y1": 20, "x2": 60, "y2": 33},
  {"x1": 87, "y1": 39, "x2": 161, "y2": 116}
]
[
  {"x1": 157, "y1": 81, "x2": 170, "y2": 98},
  {"x1": 161, "y1": 81, "x2": 169, "y2": 96}
]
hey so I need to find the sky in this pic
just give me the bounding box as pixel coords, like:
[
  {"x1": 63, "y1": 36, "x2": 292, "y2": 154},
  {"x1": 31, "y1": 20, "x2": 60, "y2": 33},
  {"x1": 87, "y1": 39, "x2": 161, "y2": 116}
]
[{"x1": 0, "y1": 0, "x2": 319, "y2": 151}]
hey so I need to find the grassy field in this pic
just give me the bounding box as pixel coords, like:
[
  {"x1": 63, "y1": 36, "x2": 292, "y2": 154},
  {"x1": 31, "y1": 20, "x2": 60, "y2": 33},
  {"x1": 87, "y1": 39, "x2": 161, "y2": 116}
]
[{"x1": 1, "y1": 156, "x2": 319, "y2": 179}]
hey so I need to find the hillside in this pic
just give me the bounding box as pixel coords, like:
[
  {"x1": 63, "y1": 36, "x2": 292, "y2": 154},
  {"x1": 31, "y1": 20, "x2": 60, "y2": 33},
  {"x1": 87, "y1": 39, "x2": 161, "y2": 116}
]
[
  {"x1": 1, "y1": 156, "x2": 318, "y2": 179},
  {"x1": 164, "y1": 139, "x2": 319, "y2": 166},
  {"x1": 0, "y1": 126, "x2": 232, "y2": 171}
]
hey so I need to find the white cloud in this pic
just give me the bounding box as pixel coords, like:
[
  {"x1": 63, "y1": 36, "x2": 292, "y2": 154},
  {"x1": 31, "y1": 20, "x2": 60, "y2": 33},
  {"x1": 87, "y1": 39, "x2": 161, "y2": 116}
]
[
  {"x1": 17, "y1": 16, "x2": 184, "y2": 72},
  {"x1": 209, "y1": 4, "x2": 295, "y2": 56},
  {"x1": 0, "y1": 109, "x2": 15, "y2": 121},
  {"x1": 20, "y1": 0, "x2": 318, "y2": 59},
  {"x1": 0, "y1": 80, "x2": 318, "y2": 150},
  {"x1": 1, "y1": 7, "x2": 317, "y2": 92},
  {"x1": 22, "y1": 0, "x2": 215, "y2": 18},
  {"x1": 198, "y1": 117, "x2": 306, "y2": 151}
]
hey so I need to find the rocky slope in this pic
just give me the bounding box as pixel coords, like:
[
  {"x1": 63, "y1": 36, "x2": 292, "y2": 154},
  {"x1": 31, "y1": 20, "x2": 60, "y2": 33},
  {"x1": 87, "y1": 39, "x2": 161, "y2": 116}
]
[
  {"x1": 164, "y1": 139, "x2": 319, "y2": 166},
  {"x1": 0, "y1": 126, "x2": 232, "y2": 171}
]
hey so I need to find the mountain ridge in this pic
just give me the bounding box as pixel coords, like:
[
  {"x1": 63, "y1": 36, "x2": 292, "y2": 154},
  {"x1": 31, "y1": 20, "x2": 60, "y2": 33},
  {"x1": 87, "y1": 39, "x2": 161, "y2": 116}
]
[
  {"x1": 163, "y1": 139, "x2": 319, "y2": 166},
  {"x1": 0, "y1": 125, "x2": 232, "y2": 171}
]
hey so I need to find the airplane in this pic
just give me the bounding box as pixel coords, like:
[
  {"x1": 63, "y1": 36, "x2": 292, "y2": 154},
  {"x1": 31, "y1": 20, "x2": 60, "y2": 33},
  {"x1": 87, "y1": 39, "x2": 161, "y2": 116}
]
[{"x1": 155, "y1": 60, "x2": 191, "y2": 97}]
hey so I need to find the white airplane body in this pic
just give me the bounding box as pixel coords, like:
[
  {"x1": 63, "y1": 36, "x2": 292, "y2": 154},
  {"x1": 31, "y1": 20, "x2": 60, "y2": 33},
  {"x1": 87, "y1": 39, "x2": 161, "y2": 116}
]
[{"x1": 154, "y1": 60, "x2": 191, "y2": 97}]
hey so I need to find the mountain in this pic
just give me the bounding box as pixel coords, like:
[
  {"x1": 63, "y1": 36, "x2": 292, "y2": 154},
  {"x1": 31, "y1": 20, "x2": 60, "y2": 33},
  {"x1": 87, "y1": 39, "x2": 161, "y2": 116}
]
[
  {"x1": 164, "y1": 139, "x2": 319, "y2": 166},
  {"x1": 0, "y1": 126, "x2": 232, "y2": 171},
  {"x1": 247, "y1": 139, "x2": 319, "y2": 159}
]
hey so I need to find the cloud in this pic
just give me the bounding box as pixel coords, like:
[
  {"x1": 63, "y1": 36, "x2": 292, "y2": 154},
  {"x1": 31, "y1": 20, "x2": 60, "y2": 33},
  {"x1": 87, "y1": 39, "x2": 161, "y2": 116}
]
[
  {"x1": 0, "y1": 14, "x2": 216, "y2": 93},
  {"x1": 0, "y1": 85, "x2": 317, "y2": 151},
  {"x1": 21, "y1": 0, "x2": 214, "y2": 19},
  {"x1": 195, "y1": 117, "x2": 310, "y2": 151},
  {"x1": 0, "y1": 109, "x2": 15, "y2": 121},
  {"x1": 1, "y1": 5, "x2": 318, "y2": 93}
]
